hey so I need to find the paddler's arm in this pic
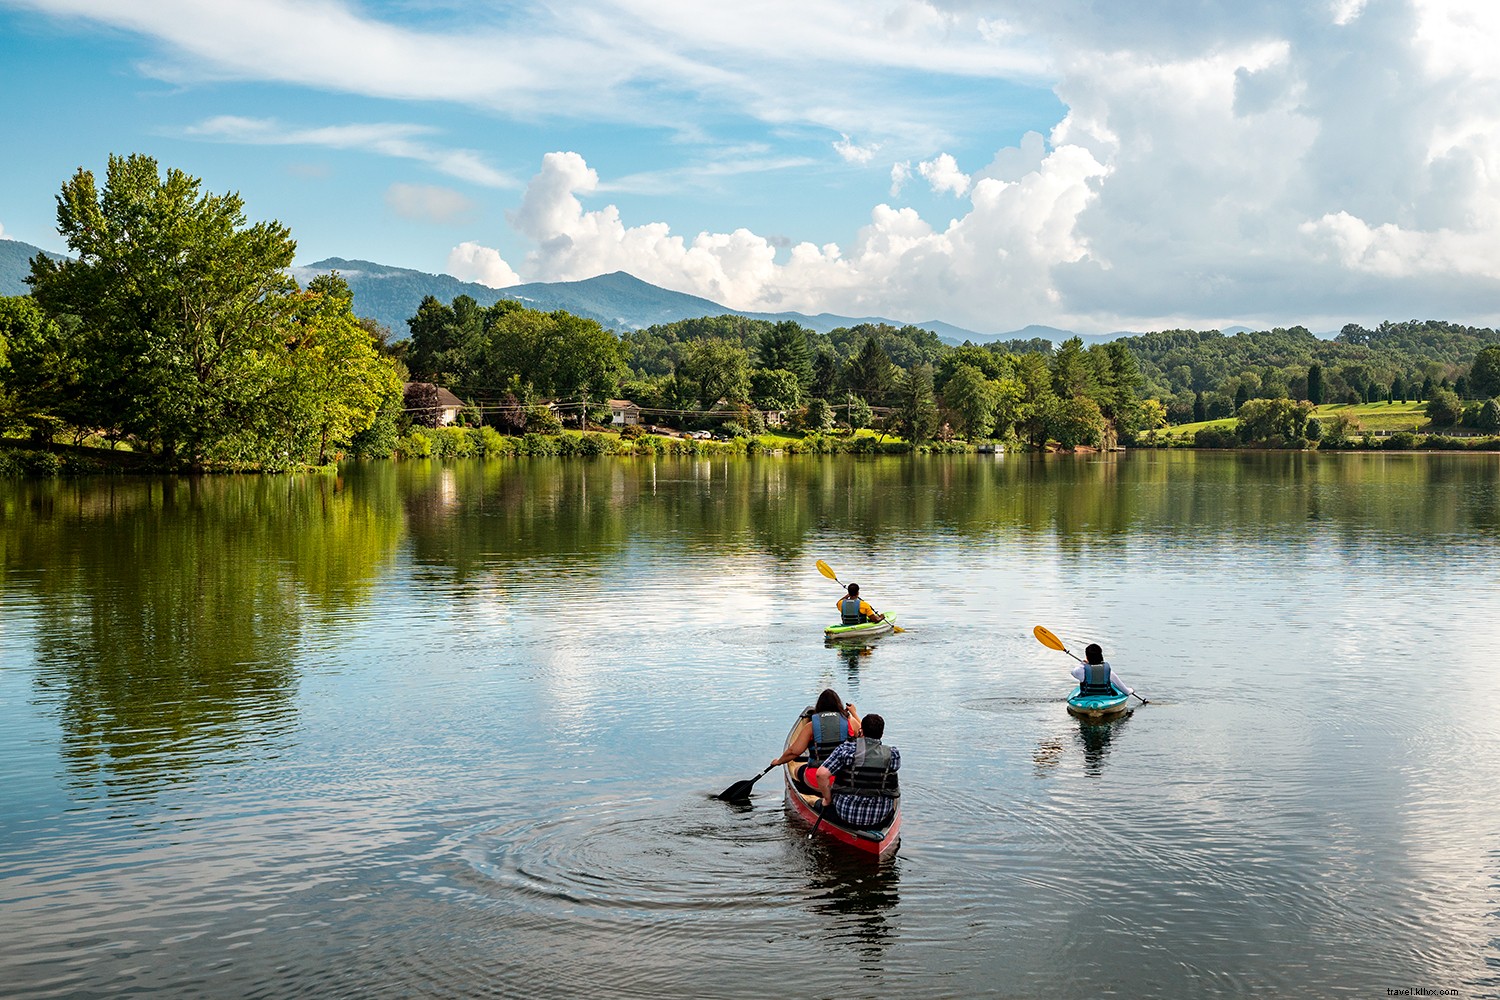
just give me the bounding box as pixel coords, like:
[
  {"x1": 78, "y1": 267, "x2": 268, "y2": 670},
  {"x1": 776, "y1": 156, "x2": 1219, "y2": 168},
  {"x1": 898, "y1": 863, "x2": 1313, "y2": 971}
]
[{"x1": 769, "y1": 720, "x2": 811, "y2": 768}]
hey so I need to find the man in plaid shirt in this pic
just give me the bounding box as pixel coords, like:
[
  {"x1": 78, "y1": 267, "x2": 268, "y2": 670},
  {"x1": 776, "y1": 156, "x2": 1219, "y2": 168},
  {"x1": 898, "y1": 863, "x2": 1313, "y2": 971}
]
[{"x1": 812, "y1": 713, "x2": 900, "y2": 828}]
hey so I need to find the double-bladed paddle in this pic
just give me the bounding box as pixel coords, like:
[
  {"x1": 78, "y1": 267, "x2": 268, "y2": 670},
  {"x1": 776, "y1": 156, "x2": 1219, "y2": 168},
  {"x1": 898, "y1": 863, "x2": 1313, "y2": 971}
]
[
  {"x1": 1032, "y1": 624, "x2": 1149, "y2": 704},
  {"x1": 817, "y1": 560, "x2": 906, "y2": 633}
]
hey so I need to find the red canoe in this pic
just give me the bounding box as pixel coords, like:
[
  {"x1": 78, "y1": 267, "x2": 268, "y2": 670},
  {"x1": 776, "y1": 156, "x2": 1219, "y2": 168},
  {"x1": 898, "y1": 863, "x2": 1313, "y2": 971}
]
[{"x1": 781, "y1": 717, "x2": 901, "y2": 857}]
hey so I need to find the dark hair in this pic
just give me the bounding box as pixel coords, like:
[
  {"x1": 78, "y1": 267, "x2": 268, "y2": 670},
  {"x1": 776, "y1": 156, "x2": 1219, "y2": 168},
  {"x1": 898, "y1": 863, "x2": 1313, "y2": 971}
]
[
  {"x1": 1085, "y1": 643, "x2": 1104, "y2": 664},
  {"x1": 862, "y1": 713, "x2": 885, "y2": 739},
  {"x1": 814, "y1": 688, "x2": 844, "y2": 713},
  {"x1": 846, "y1": 583, "x2": 859, "y2": 596}
]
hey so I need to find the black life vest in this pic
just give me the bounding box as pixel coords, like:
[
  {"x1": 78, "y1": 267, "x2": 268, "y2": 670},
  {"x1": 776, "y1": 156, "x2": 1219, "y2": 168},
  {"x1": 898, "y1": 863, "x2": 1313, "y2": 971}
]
[
  {"x1": 840, "y1": 597, "x2": 865, "y2": 625},
  {"x1": 1080, "y1": 661, "x2": 1118, "y2": 696},
  {"x1": 807, "y1": 710, "x2": 850, "y2": 765},
  {"x1": 834, "y1": 737, "x2": 899, "y2": 799}
]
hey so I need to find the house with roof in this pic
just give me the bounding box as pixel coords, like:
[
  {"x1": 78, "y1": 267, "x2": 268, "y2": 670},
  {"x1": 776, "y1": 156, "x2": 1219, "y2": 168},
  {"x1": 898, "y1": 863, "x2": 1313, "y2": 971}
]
[
  {"x1": 608, "y1": 399, "x2": 642, "y2": 426},
  {"x1": 404, "y1": 382, "x2": 468, "y2": 426}
]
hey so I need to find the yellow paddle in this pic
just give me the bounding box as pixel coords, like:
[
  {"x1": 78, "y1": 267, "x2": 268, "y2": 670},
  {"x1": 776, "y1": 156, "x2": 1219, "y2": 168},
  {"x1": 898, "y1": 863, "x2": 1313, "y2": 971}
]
[
  {"x1": 1032, "y1": 624, "x2": 1083, "y2": 663},
  {"x1": 1033, "y1": 625, "x2": 1149, "y2": 704},
  {"x1": 817, "y1": 560, "x2": 905, "y2": 632}
]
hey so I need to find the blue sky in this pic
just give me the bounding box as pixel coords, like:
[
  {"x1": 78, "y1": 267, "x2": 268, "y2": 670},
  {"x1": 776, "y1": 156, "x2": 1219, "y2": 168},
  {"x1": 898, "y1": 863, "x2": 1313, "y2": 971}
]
[{"x1": 3, "y1": 0, "x2": 1500, "y2": 335}]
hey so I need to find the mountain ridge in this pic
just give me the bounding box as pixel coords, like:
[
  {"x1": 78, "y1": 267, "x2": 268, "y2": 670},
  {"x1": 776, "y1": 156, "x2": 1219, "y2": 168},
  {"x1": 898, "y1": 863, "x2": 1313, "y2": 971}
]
[{"x1": 3, "y1": 238, "x2": 1129, "y2": 345}]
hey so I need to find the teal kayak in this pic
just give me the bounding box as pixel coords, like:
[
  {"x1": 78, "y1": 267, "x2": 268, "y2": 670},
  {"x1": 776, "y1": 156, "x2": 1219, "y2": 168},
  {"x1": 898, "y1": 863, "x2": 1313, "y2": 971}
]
[
  {"x1": 1066, "y1": 685, "x2": 1129, "y2": 720},
  {"x1": 823, "y1": 614, "x2": 897, "y2": 639}
]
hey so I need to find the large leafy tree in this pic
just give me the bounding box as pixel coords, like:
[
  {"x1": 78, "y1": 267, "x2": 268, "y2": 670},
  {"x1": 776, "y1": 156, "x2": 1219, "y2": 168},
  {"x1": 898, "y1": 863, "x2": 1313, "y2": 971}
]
[
  {"x1": 270, "y1": 275, "x2": 403, "y2": 465},
  {"x1": 27, "y1": 154, "x2": 298, "y2": 466},
  {"x1": 680, "y1": 338, "x2": 750, "y2": 408},
  {"x1": 943, "y1": 363, "x2": 998, "y2": 440},
  {"x1": 1470, "y1": 346, "x2": 1500, "y2": 399},
  {"x1": 0, "y1": 295, "x2": 86, "y2": 437}
]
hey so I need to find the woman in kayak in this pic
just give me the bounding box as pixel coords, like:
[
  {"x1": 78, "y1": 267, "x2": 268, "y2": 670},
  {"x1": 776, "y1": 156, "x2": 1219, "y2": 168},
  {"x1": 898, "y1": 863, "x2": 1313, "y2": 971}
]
[
  {"x1": 1072, "y1": 644, "x2": 1146, "y2": 702},
  {"x1": 769, "y1": 688, "x2": 862, "y2": 790},
  {"x1": 836, "y1": 583, "x2": 885, "y2": 625}
]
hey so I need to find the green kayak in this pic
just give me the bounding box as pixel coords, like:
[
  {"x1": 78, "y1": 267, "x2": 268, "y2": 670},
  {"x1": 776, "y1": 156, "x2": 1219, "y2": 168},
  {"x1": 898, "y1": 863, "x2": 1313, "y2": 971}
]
[{"x1": 824, "y1": 614, "x2": 897, "y2": 639}]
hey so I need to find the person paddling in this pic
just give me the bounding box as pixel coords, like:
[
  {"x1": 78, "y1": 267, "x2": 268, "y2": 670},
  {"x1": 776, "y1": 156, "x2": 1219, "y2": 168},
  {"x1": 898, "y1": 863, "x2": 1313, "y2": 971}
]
[
  {"x1": 836, "y1": 583, "x2": 884, "y2": 626},
  {"x1": 809, "y1": 712, "x2": 900, "y2": 829},
  {"x1": 1070, "y1": 644, "x2": 1146, "y2": 704},
  {"x1": 769, "y1": 688, "x2": 862, "y2": 792}
]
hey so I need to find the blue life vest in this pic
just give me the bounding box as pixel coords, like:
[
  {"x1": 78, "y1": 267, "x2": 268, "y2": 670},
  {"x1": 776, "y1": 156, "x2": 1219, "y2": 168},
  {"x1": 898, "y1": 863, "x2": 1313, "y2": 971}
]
[
  {"x1": 1080, "y1": 661, "x2": 1119, "y2": 696},
  {"x1": 840, "y1": 597, "x2": 865, "y2": 625},
  {"x1": 807, "y1": 710, "x2": 850, "y2": 764},
  {"x1": 834, "y1": 737, "x2": 899, "y2": 799}
]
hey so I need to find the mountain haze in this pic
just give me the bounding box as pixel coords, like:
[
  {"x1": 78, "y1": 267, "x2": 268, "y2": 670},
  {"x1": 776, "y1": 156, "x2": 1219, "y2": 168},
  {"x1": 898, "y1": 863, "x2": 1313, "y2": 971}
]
[{"x1": 292, "y1": 257, "x2": 1004, "y2": 343}]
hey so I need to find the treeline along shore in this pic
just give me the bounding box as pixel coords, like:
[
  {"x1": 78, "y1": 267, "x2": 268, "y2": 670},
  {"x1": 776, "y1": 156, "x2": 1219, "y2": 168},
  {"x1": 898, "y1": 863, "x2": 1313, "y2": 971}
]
[{"x1": 4, "y1": 154, "x2": 1500, "y2": 476}]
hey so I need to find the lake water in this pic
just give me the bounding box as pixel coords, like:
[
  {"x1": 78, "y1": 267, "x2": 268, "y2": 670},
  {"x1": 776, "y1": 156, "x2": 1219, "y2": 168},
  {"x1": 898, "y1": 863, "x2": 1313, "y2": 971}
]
[{"x1": 2, "y1": 452, "x2": 1499, "y2": 998}]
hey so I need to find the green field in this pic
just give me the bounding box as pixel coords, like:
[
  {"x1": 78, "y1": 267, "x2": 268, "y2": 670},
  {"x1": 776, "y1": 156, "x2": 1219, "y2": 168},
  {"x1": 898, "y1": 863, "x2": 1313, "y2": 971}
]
[{"x1": 1160, "y1": 400, "x2": 1431, "y2": 438}]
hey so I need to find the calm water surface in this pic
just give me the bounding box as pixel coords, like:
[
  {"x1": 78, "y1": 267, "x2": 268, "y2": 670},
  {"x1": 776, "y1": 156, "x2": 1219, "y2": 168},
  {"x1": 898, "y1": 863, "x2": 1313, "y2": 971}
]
[{"x1": 3, "y1": 452, "x2": 1500, "y2": 998}]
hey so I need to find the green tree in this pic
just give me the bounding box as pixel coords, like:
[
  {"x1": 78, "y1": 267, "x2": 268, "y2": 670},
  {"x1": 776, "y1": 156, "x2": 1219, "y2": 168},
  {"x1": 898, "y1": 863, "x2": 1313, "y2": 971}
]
[
  {"x1": 1307, "y1": 363, "x2": 1324, "y2": 405},
  {"x1": 757, "y1": 321, "x2": 815, "y2": 392},
  {"x1": 749, "y1": 368, "x2": 802, "y2": 411},
  {"x1": 1236, "y1": 397, "x2": 1313, "y2": 445},
  {"x1": 943, "y1": 363, "x2": 998, "y2": 440},
  {"x1": 803, "y1": 397, "x2": 835, "y2": 433},
  {"x1": 680, "y1": 338, "x2": 751, "y2": 409},
  {"x1": 895, "y1": 362, "x2": 939, "y2": 443},
  {"x1": 1051, "y1": 336, "x2": 1094, "y2": 398},
  {"x1": 844, "y1": 335, "x2": 895, "y2": 402},
  {"x1": 1049, "y1": 395, "x2": 1106, "y2": 450},
  {"x1": 271, "y1": 275, "x2": 404, "y2": 464},
  {"x1": 1470, "y1": 346, "x2": 1500, "y2": 399},
  {"x1": 846, "y1": 395, "x2": 873, "y2": 430},
  {"x1": 1193, "y1": 390, "x2": 1207, "y2": 423},
  {"x1": 0, "y1": 295, "x2": 87, "y2": 438},
  {"x1": 1475, "y1": 398, "x2": 1500, "y2": 431},
  {"x1": 1425, "y1": 387, "x2": 1463, "y2": 426},
  {"x1": 1014, "y1": 351, "x2": 1059, "y2": 448},
  {"x1": 27, "y1": 154, "x2": 299, "y2": 467}
]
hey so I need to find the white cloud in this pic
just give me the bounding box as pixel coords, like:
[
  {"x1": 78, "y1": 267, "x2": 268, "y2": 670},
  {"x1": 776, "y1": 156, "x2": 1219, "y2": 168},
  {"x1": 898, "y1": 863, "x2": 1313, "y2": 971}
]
[
  {"x1": 384, "y1": 183, "x2": 476, "y2": 224},
  {"x1": 889, "y1": 161, "x2": 911, "y2": 197},
  {"x1": 181, "y1": 116, "x2": 515, "y2": 188},
  {"x1": 0, "y1": 221, "x2": 7, "y2": 240},
  {"x1": 918, "y1": 152, "x2": 970, "y2": 196},
  {"x1": 13, "y1": 0, "x2": 1051, "y2": 149},
  {"x1": 497, "y1": 147, "x2": 1104, "y2": 329},
  {"x1": 833, "y1": 134, "x2": 879, "y2": 165},
  {"x1": 447, "y1": 242, "x2": 521, "y2": 288}
]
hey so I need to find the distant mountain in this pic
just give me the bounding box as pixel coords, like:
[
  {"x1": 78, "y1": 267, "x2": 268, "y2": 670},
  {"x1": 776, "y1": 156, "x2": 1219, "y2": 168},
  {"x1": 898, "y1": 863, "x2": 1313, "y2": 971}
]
[
  {"x1": 0, "y1": 239, "x2": 64, "y2": 295},
  {"x1": 11, "y1": 243, "x2": 1092, "y2": 345},
  {"x1": 293, "y1": 257, "x2": 998, "y2": 342}
]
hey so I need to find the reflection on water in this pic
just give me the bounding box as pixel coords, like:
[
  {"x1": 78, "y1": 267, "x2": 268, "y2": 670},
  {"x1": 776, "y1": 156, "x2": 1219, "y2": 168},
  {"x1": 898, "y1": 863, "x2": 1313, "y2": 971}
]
[{"x1": 2, "y1": 452, "x2": 1500, "y2": 998}]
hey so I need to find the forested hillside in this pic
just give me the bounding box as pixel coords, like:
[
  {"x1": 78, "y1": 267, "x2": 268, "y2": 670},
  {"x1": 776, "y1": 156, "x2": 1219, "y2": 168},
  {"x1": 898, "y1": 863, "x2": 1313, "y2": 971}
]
[{"x1": 1120, "y1": 321, "x2": 1500, "y2": 421}]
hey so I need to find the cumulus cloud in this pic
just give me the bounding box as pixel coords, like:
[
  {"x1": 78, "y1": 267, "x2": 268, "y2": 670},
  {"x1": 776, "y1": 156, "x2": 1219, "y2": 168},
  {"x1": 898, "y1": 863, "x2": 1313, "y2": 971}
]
[
  {"x1": 918, "y1": 153, "x2": 970, "y2": 196},
  {"x1": 384, "y1": 183, "x2": 477, "y2": 224},
  {"x1": 833, "y1": 134, "x2": 879, "y2": 165},
  {"x1": 35, "y1": 0, "x2": 1500, "y2": 330},
  {"x1": 497, "y1": 146, "x2": 1104, "y2": 329},
  {"x1": 0, "y1": 221, "x2": 7, "y2": 240},
  {"x1": 447, "y1": 242, "x2": 521, "y2": 288},
  {"x1": 183, "y1": 116, "x2": 514, "y2": 188}
]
